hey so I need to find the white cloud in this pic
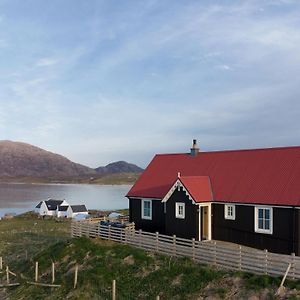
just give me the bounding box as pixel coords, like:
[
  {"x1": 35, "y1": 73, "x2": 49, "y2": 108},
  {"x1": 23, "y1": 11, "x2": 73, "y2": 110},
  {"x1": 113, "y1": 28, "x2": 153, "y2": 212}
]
[
  {"x1": 215, "y1": 64, "x2": 231, "y2": 70},
  {"x1": 36, "y1": 58, "x2": 58, "y2": 67}
]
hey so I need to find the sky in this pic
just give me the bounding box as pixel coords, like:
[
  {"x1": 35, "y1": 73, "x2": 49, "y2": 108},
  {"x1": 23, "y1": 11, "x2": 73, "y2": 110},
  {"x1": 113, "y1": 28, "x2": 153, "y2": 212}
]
[{"x1": 0, "y1": 0, "x2": 300, "y2": 168}]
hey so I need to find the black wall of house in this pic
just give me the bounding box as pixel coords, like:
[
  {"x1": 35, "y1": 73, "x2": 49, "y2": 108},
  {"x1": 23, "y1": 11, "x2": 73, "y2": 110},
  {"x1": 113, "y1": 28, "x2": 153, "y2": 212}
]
[
  {"x1": 212, "y1": 203, "x2": 298, "y2": 255},
  {"x1": 294, "y1": 210, "x2": 300, "y2": 255},
  {"x1": 165, "y1": 187, "x2": 199, "y2": 239},
  {"x1": 128, "y1": 198, "x2": 165, "y2": 233}
]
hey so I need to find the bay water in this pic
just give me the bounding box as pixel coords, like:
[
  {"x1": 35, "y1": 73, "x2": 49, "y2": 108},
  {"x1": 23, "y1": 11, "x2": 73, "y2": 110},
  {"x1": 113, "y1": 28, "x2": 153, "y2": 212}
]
[{"x1": 0, "y1": 183, "x2": 131, "y2": 217}]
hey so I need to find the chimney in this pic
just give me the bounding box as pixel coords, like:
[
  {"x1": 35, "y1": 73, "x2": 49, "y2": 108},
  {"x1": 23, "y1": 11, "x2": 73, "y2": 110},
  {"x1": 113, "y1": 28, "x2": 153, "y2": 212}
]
[{"x1": 190, "y1": 139, "x2": 199, "y2": 157}]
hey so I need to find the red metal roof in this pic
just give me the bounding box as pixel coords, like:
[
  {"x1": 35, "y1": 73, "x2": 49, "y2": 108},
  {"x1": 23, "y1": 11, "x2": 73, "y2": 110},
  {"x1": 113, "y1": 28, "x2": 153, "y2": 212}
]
[
  {"x1": 179, "y1": 176, "x2": 213, "y2": 203},
  {"x1": 127, "y1": 146, "x2": 300, "y2": 206}
]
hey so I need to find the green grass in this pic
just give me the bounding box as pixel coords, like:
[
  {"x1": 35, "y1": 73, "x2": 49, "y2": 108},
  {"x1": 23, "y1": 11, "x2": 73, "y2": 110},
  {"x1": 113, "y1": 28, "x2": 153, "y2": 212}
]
[
  {"x1": 2, "y1": 214, "x2": 300, "y2": 299},
  {"x1": 0, "y1": 212, "x2": 70, "y2": 266},
  {"x1": 6, "y1": 237, "x2": 226, "y2": 299}
]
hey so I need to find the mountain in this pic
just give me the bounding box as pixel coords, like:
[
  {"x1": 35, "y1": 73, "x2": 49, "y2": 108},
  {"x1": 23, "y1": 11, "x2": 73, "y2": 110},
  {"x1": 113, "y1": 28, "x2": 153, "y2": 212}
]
[
  {"x1": 0, "y1": 140, "x2": 96, "y2": 178},
  {"x1": 95, "y1": 161, "x2": 144, "y2": 175}
]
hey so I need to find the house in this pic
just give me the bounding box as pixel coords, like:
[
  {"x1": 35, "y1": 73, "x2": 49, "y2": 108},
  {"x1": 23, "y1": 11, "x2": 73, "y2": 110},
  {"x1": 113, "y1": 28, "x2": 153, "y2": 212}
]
[
  {"x1": 67, "y1": 205, "x2": 88, "y2": 219},
  {"x1": 35, "y1": 199, "x2": 69, "y2": 216},
  {"x1": 126, "y1": 140, "x2": 300, "y2": 255},
  {"x1": 57, "y1": 205, "x2": 69, "y2": 218}
]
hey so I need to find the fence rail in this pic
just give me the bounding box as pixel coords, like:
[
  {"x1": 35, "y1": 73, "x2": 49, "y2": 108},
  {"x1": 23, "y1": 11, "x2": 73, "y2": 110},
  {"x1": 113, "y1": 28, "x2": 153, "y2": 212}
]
[{"x1": 71, "y1": 222, "x2": 300, "y2": 280}]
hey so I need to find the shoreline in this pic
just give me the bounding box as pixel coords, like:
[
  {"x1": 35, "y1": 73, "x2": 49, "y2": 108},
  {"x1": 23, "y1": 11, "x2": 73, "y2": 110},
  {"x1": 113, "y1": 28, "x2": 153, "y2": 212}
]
[{"x1": 0, "y1": 172, "x2": 140, "y2": 186}]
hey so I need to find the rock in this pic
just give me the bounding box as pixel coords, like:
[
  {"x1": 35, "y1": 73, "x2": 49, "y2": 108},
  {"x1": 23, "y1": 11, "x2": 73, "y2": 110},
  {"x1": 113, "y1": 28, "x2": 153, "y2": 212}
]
[{"x1": 123, "y1": 255, "x2": 135, "y2": 265}]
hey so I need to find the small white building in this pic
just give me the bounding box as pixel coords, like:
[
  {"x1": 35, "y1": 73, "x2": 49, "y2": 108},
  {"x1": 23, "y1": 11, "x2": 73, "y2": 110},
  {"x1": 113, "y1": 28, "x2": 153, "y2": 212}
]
[
  {"x1": 35, "y1": 199, "x2": 69, "y2": 216},
  {"x1": 56, "y1": 205, "x2": 69, "y2": 218},
  {"x1": 67, "y1": 205, "x2": 88, "y2": 218}
]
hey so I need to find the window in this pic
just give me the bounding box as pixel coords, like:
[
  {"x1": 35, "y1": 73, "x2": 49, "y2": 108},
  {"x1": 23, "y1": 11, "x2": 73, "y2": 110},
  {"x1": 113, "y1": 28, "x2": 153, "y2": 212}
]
[
  {"x1": 224, "y1": 204, "x2": 235, "y2": 220},
  {"x1": 141, "y1": 199, "x2": 152, "y2": 220},
  {"x1": 255, "y1": 207, "x2": 273, "y2": 234},
  {"x1": 175, "y1": 202, "x2": 185, "y2": 219}
]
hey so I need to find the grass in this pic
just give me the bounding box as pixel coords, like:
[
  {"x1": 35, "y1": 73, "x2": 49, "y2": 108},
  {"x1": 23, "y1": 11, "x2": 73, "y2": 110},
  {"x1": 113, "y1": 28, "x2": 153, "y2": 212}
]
[
  {"x1": 0, "y1": 211, "x2": 70, "y2": 266},
  {"x1": 6, "y1": 237, "x2": 226, "y2": 299},
  {"x1": 0, "y1": 172, "x2": 141, "y2": 185},
  {"x1": 2, "y1": 214, "x2": 300, "y2": 299}
]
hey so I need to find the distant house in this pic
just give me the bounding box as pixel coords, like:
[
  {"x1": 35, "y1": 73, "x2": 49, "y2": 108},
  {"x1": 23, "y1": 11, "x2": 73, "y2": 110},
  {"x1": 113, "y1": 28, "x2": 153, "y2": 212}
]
[
  {"x1": 56, "y1": 205, "x2": 69, "y2": 218},
  {"x1": 67, "y1": 205, "x2": 88, "y2": 218},
  {"x1": 35, "y1": 199, "x2": 69, "y2": 216}
]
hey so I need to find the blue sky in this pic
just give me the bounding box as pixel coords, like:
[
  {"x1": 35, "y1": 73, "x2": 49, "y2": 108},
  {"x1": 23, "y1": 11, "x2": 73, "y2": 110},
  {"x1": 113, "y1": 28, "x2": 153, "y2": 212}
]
[{"x1": 0, "y1": 0, "x2": 300, "y2": 168}]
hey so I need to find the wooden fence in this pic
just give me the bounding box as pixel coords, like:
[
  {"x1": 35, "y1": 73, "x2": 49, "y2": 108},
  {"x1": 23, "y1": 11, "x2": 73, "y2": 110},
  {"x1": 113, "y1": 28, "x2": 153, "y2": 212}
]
[{"x1": 71, "y1": 221, "x2": 300, "y2": 280}]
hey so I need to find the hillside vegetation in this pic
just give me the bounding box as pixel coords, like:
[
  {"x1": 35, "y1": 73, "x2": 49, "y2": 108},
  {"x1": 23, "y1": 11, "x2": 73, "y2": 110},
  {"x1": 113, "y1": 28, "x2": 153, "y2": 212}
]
[
  {"x1": 0, "y1": 140, "x2": 96, "y2": 178},
  {"x1": 0, "y1": 140, "x2": 143, "y2": 184},
  {"x1": 1, "y1": 214, "x2": 300, "y2": 299}
]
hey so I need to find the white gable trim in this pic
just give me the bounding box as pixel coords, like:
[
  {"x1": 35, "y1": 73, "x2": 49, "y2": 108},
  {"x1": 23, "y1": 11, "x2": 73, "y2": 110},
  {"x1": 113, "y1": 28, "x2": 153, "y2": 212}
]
[{"x1": 162, "y1": 179, "x2": 196, "y2": 204}]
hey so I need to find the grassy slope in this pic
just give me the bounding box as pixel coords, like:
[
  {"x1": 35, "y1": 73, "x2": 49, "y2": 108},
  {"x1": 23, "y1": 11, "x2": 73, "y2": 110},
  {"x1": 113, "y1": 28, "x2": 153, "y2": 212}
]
[
  {"x1": 0, "y1": 172, "x2": 141, "y2": 185},
  {"x1": 1, "y1": 215, "x2": 300, "y2": 299}
]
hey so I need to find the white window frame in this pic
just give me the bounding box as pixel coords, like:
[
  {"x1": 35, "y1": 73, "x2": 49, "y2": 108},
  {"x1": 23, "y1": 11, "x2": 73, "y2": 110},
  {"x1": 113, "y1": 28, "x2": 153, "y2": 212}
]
[
  {"x1": 224, "y1": 204, "x2": 235, "y2": 220},
  {"x1": 254, "y1": 206, "x2": 273, "y2": 234},
  {"x1": 175, "y1": 202, "x2": 185, "y2": 219},
  {"x1": 141, "y1": 199, "x2": 152, "y2": 220}
]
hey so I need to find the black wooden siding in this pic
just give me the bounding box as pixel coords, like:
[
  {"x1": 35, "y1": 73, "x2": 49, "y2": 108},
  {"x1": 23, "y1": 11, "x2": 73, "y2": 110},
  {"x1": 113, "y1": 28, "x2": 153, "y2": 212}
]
[
  {"x1": 129, "y1": 198, "x2": 165, "y2": 233},
  {"x1": 165, "y1": 187, "x2": 199, "y2": 239},
  {"x1": 212, "y1": 203, "x2": 300, "y2": 255}
]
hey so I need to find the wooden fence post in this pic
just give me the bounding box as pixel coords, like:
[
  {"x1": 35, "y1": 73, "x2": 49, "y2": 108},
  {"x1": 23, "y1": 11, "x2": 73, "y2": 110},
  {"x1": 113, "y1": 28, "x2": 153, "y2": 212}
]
[
  {"x1": 156, "y1": 296, "x2": 160, "y2": 300},
  {"x1": 124, "y1": 228, "x2": 127, "y2": 245},
  {"x1": 239, "y1": 245, "x2": 242, "y2": 271},
  {"x1": 139, "y1": 229, "x2": 142, "y2": 248},
  {"x1": 98, "y1": 222, "x2": 102, "y2": 237},
  {"x1": 291, "y1": 253, "x2": 295, "y2": 280},
  {"x1": 112, "y1": 279, "x2": 116, "y2": 300},
  {"x1": 74, "y1": 264, "x2": 78, "y2": 289},
  {"x1": 87, "y1": 222, "x2": 90, "y2": 237},
  {"x1": 213, "y1": 241, "x2": 217, "y2": 266},
  {"x1": 173, "y1": 235, "x2": 176, "y2": 256},
  {"x1": 155, "y1": 232, "x2": 159, "y2": 252},
  {"x1": 6, "y1": 266, "x2": 9, "y2": 284},
  {"x1": 52, "y1": 261, "x2": 55, "y2": 284},
  {"x1": 77, "y1": 222, "x2": 81, "y2": 237},
  {"x1": 264, "y1": 249, "x2": 268, "y2": 275},
  {"x1": 35, "y1": 262, "x2": 39, "y2": 282},
  {"x1": 192, "y1": 238, "x2": 195, "y2": 261},
  {"x1": 0, "y1": 257, "x2": 2, "y2": 270},
  {"x1": 25, "y1": 250, "x2": 28, "y2": 260},
  {"x1": 108, "y1": 225, "x2": 111, "y2": 240}
]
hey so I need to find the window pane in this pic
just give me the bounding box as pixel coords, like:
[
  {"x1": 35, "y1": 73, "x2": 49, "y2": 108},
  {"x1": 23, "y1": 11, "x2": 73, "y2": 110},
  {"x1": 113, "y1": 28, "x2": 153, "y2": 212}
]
[
  {"x1": 144, "y1": 207, "x2": 149, "y2": 217},
  {"x1": 144, "y1": 201, "x2": 150, "y2": 217},
  {"x1": 258, "y1": 209, "x2": 263, "y2": 219},
  {"x1": 258, "y1": 219, "x2": 263, "y2": 229},
  {"x1": 265, "y1": 209, "x2": 270, "y2": 220},
  {"x1": 265, "y1": 220, "x2": 270, "y2": 230}
]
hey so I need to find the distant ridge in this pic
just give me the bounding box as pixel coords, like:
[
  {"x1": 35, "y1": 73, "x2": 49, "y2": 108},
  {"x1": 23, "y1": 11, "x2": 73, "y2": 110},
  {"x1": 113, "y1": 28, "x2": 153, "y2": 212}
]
[
  {"x1": 95, "y1": 161, "x2": 144, "y2": 174},
  {"x1": 0, "y1": 140, "x2": 143, "y2": 181},
  {"x1": 0, "y1": 140, "x2": 96, "y2": 178}
]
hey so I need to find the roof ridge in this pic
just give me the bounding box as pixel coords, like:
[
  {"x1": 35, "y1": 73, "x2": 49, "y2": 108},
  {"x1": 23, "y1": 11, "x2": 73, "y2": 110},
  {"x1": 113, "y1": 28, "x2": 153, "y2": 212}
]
[
  {"x1": 180, "y1": 175, "x2": 209, "y2": 178},
  {"x1": 155, "y1": 145, "x2": 300, "y2": 156}
]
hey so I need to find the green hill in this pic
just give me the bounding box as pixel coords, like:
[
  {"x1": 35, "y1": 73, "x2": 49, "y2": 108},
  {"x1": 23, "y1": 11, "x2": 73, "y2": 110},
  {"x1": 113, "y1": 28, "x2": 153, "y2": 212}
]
[{"x1": 2, "y1": 214, "x2": 300, "y2": 299}]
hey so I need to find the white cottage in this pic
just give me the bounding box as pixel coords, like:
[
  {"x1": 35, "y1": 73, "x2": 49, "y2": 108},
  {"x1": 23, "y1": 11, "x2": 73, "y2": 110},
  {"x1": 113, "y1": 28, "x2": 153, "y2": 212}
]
[
  {"x1": 35, "y1": 199, "x2": 69, "y2": 216},
  {"x1": 56, "y1": 205, "x2": 69, "y2": 218},
  {"x1": 67, "y1": 205, "x2": 88, "y2": 218}
]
